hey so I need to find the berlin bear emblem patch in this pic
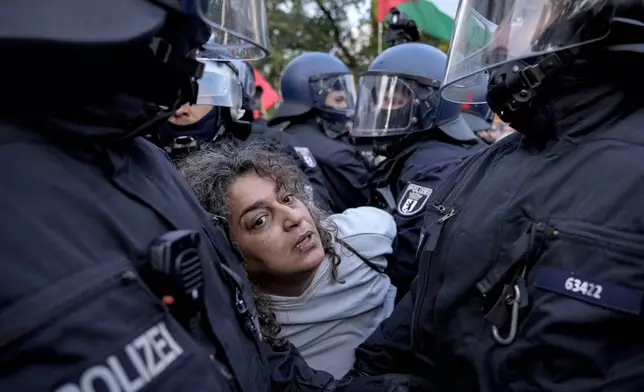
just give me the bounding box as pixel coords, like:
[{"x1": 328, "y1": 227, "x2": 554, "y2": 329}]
[
  {"x1": 294, "y1": 147, "x2": 317, "y2": 168},
  {"x1": 397, "y1": 183, "x2": 433, "y2": 216}
]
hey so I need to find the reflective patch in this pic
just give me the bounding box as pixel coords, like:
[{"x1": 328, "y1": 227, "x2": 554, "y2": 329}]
[
  {"x1": 54, "y1": 321, "x2": 184, "y2": 392},
  {"x1": 535, "y1": 266, "x2": 644, "y2": 315},
  {"x1": 397, "y1": 183, "x2": 433, "y2": 216},
  {"x1": 293, "y1": 147, "x2": 317, "y2": 168}
]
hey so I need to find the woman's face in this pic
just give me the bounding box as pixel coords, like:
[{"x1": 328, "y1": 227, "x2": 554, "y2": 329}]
[{"x1": 228, "y1": 172, "x2": 325, "y2": 281}]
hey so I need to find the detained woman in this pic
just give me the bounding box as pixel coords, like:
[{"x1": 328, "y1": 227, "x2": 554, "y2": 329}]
[{"x1": 179, "y1": 141, "x2": 397, "y2": 377}]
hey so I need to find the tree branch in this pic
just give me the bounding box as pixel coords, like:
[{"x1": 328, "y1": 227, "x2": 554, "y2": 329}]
[{"x1": 312, "y1": 0, "x2": 358, "y2": 67}]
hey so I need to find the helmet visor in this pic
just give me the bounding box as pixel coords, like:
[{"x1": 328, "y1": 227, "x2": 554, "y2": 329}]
[
  {"x1": 197, "y1": 0, "x2": 269, "y2": 60},
  {"x1": 353, "y1": 75, "x2": 417, "y2": 137},
  {"x1": 196, "y1": 60, "x2": 243, "y2": 110},
  {"x1": 229, "y1": 60, "x2": 256, "y2": 100},
  {"x1": 310, "y1": 74, "x2": 357, "y2": 113},
  {"x1": 442, "y1": 0, "x2": 611, "y2": 103}
]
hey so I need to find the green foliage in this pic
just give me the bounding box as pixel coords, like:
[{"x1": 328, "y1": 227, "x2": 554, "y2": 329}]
[{"x1": 255, "y1": 0, "x2": 450, "y2": 95}]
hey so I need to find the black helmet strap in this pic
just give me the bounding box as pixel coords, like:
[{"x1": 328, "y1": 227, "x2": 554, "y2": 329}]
[
  {"x1": 149, "y1": 36, "x2": 205, "y2": 108},
  {"x1": 487, "y1": 49, "x2": 576, "y2": 124}
]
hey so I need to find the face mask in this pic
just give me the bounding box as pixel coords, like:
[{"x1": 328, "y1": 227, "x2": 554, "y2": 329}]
[
  {"x1": 160, "y1": 106, "x2": 219, "y2": 140},
  {"x1": 158, "y1": 107, "x2": 220, "y2": 156}
]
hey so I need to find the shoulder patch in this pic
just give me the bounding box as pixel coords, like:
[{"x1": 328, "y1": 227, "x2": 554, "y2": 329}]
[
  {"x1": 293, "y1": 146, "x2": 317, "y2": 168},
  {"x1": 397, "y1": 183, "x2": 433, "y2": 216}
]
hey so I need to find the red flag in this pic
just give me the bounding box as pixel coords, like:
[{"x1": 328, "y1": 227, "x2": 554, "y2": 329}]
[{"x1": 252, "y1": 66, "x2": 280, "y2": 111}]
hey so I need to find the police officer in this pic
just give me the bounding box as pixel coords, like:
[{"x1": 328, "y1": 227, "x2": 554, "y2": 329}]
[
  {"x1": 268, "y1": 52, "x2": 372, "y2": 213},
  {"x1": 0, "y1": 1, "x2": 425, "y2": 390},
  {"x1": 352, "y1": 0, "x2": 644, "y2": 390},
  {"x1": 227, "y1": 60, "x2": 334, "y2": 209},
  {"x1": 352, "y1": 42, "x2": 484, "y2": 299},
  {"x1": 157, "y1": 59, "x2": 252, "y2": 161}
]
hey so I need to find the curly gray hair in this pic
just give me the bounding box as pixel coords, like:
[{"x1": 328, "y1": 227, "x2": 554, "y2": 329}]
[{"x1": 178, "y1": 140, "x2": 343, "y2": 346}]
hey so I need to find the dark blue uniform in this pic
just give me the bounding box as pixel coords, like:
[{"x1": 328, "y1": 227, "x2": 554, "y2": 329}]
[
  {"x1": 0, "y1": 0, "x2": 427, "y2": 390},
  {"x1": 372, "y1": 136, "x2": 484, "y2": 298},
  {"x1": 353, "y1": 86, "x2": 644, "y2": 391},
  {"x1": 284, "y1": 120, "x2": 372, "y2": 213},
  {"x1": 352, "y1": 43, "x2": 483, "y2": 298},
  {"x1": 0, "y1": 101, "x2": 339, "y2": 391}
]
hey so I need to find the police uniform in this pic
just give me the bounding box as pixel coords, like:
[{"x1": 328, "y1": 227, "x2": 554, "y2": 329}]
[
  {"x1": 354, "y1": 104, "x2": 644, "y2": 391},
  {"x1": 352, "y1": 43, "x2": 484, "y2": 299},
  {"x1": 0, "y1": 1, "x2": 333, "y2": 390},
  {"x1": 352, "y1": 0, "x2": 644, "y2": 389},
  {"x1": 371, "y1": 134, "x2": 484, "y2": 299}
]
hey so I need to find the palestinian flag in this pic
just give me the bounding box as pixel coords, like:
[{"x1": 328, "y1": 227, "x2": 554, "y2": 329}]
[{"x1": 377, "y1": 0, "x2": 458, "y2": 41}]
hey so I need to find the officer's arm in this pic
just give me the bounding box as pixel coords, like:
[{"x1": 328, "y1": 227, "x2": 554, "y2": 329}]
[
  {"x1": 350, "y1": 279, "x2": 443, "y2": 389},
  {"x1": 325, "y1": 149, "x2": 371, "y2": 211}
]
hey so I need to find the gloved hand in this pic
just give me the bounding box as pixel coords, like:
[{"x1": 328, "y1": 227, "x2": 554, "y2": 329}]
[{"x1": 333, "y1": 372, "x2": 435, "y2": 392}]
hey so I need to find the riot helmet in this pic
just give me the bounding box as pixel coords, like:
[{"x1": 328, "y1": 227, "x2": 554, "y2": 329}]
[
  {"x1": 442, "y1": 0, "x2": 644, "y2": 123},
  {"x1": 0, "y1": 0, "x2": 269, "y2": 60},
  {"x1": 159, "y1": 59, "x2": 248, "y2": 157},
  {"x1": 268, "y1": 52, "x2": 356, "y2": 138},
  {"x1": 353, "y1": 43, "x2": 477, "y2": 142},
  {"x1": 229, "y1": 60, "x2": 258, "y2": 113},
  {"x1": 2, "y1": 0, "x2": 269, "y2": 109}
]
